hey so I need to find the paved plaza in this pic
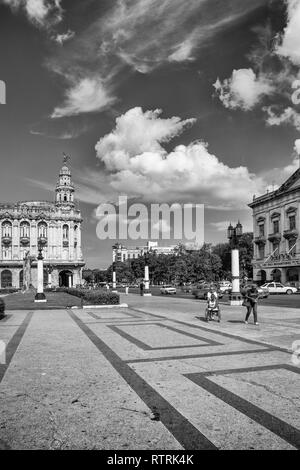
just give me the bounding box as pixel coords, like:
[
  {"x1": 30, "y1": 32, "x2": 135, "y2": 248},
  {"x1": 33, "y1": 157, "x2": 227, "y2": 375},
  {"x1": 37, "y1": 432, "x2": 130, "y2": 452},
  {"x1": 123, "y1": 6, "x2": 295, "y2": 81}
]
[{"x1": 0, "y1": 294, "x2": 299, "y2": 450}]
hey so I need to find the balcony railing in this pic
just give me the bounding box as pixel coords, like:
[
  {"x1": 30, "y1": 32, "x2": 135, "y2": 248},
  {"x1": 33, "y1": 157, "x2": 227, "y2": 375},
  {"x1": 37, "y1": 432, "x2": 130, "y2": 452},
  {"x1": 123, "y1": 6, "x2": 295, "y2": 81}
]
[
  {"x1": 38, "y1": 236, "x2": 48, "y2": 246},
  {"x1": 20, "y1": 236, "x2": 30, "y2": 245},
  {"x1": 1, "y1": 235, "x2": 12, "y2": 245},
  {"x1": 254, "y1": 235, "x2": 266, "y2": 245},
  {"x1": 283, "y1": 229, "x2": 298, "y2": 239},
  {"x1": 268, "y1": 232, "x2": 281, "y2": 242}
]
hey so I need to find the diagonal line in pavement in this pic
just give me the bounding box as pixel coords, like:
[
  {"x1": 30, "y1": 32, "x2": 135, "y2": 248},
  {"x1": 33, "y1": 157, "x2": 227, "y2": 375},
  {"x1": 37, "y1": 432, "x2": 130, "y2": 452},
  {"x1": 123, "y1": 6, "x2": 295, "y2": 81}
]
[
  {"x1": 68, "y1": 310, "x2": 218, "y2": 450},
  {"x1": 0, "y1": 311, "x2": 34, "y2": 383}
]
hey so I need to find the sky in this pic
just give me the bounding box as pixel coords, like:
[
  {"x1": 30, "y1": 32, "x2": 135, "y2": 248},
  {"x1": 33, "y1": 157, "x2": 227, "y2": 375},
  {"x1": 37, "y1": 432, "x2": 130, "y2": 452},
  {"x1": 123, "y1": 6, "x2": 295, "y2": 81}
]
[{"x1": 1, "y1": 0, "x2": 300, "y2": 268}]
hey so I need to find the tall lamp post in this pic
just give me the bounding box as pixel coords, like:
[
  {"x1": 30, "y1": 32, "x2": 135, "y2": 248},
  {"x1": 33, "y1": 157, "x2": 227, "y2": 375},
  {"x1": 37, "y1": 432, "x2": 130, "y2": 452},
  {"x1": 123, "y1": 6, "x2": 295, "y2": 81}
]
[
  {"x1": 227, "y1": 221, "x2": 243, "y2": 306},
  {"x1": 34, "y1": 243, "x2": 47, "y2": 303},
  {"x1": 143, "y1": 252, "x2": 152, "y2": 297}
]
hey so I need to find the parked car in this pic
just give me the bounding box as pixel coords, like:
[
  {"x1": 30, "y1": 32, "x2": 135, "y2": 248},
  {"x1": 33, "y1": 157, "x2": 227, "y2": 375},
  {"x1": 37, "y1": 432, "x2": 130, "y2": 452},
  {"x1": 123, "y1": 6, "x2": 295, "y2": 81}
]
[
  {"x1": 160, "y1": 285, "x2": 177, "y2": 295},
  {"x1": 218, "y1": 281, "x2": 232, "y2": 293},
  {"x1": 239, "y1": 283, "x2": 269, "y2": 298},
  {"x1": 261, "y1": 282, "x2": 297, "y2": 295},
  {"x1": 192, "y1": 284, "x2": 223, "y2": 300}
]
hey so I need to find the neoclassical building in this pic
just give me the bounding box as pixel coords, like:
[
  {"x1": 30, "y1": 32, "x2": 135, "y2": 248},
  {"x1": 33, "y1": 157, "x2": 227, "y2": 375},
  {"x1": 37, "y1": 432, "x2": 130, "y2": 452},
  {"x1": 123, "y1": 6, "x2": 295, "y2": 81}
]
[
  {"x1": 249, "y1": 166, "x2": 300, "y2": 286},
  {"x1": 0, "y1": 158, "x2": 85, "y2": 289}
]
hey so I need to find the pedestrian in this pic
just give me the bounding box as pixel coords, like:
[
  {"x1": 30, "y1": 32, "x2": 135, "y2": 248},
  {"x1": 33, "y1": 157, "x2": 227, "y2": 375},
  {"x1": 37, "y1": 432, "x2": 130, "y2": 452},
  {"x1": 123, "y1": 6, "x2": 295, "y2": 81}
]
[
  {"x1": 243, "y1": 284, "x2": 259, "y2": 325},
  {"x1": 140, "y1": 281, "x2": 144, "y2": 296}
]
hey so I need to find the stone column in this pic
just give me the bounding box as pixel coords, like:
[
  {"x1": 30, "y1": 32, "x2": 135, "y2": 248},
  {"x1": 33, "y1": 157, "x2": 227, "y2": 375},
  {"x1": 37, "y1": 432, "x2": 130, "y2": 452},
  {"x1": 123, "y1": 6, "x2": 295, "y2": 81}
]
[
  {"x1": 143, "y1": 255, "x2": 152, "y2": 297},
  {"x1": 112, "y1": 267, "x2": 117, "y2": 292},
  {"x1": 34, "y1": 250, "x2": 47, "y2": 302},
  {"x1": 229, "y1": 249, "x2": 243, "y2": 306},
  {"x1": 69, "y1": 222, "x2": 74, "y2": 260}
]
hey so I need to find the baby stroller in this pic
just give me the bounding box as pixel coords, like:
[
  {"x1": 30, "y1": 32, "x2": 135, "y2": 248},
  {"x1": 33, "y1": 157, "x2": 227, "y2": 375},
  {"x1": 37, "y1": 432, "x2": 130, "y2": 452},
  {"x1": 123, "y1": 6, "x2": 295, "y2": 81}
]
[{"x1": 205, "y1": 293, "x2": 221, "y2": 322}]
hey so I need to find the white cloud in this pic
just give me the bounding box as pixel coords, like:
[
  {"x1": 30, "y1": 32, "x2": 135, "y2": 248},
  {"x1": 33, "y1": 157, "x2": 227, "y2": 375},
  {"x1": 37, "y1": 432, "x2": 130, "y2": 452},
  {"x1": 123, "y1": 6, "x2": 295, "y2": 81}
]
[
  {"x1": 99, "y1": 0, "x2": 265, "y2": 72},
  {"x1": 54, "y1": 29, "x2": 75, "y2": 45},
  {"x1": 95, "y1": 107, "x2": 265, "y2": 209},
  {"x1": 276, "y1": 0, "x2": 300, "y2": 66},
  {"x1": 264, "y1": 106, "x2": 300, "y2": 131},
  {"x1": 214, "y1": 68, "x2": 274, "y2": 110},
  {"x1": 2, "y1": 0, "x2": 63, "y2": 27},
  {"x1": 51, "y1": 77, "x2": 116, "y2": 118}
]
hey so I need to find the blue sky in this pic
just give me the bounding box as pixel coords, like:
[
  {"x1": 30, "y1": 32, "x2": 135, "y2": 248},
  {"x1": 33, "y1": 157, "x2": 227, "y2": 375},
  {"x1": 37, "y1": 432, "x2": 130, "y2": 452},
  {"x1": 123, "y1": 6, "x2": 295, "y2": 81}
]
[{"x1": 1, "y1": 0, "x2": 300, "y2": 268}]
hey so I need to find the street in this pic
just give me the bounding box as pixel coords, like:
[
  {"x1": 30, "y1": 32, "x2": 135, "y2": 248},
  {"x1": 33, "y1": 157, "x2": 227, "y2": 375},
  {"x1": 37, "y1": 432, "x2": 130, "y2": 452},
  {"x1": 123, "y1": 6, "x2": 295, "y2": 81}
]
[
  {"x1": 0, "y1": 293, "x2": 299, "y2": 450},
  {"x1": 119, "y1": 287, "x2": 300, "y2": 309}
]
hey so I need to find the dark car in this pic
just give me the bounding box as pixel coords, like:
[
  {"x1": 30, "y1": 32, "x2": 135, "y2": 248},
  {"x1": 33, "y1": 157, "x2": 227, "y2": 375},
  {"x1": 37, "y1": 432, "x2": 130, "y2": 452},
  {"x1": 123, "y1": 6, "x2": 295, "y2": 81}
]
[{"x1": 192, "y1": 284, "x2": 223, "y2": 300}]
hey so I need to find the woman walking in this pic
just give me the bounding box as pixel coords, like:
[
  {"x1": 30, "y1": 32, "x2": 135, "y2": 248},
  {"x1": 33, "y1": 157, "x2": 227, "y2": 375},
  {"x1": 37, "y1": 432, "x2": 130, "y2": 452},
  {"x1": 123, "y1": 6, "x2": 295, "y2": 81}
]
[{"x1": 243, "y1": 284, "x2": 260, "y2": 325}]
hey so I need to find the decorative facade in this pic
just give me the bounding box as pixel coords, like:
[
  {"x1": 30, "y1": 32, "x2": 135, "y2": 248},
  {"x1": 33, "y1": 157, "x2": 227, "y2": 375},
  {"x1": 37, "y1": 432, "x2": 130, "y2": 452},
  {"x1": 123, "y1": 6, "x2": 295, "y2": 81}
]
[
  {"x1": 112, "y1": 241, "x2": 178, "y2": 262},
  {"x1": 0, "y1": 158, "x2": 85, "y2": 289},
  {"x1": 249, "y1": 167, "x2": 300, "y2": 286}
]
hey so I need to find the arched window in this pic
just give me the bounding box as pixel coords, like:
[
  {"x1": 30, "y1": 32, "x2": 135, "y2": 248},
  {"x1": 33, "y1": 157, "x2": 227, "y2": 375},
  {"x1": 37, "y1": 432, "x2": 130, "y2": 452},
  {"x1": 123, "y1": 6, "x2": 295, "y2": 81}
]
[
  {"x1": 38, "y1": 222, "x2": 47, "y2": 238},
  {"x1": 20, "y1": 221, "x2": 30, "y2": 238},
  {"x1": 1, "y1": 269, "x2": 12, "y2": 288},
  {"x1": 63, "y1": 224, "x2": 69, "y2": 240},
  {"x1": 64, "y1": 194, "x2": 67, "y2": 202},
  {"x1": 2, "y1": 220, "x2": 12, "y2": 237}
]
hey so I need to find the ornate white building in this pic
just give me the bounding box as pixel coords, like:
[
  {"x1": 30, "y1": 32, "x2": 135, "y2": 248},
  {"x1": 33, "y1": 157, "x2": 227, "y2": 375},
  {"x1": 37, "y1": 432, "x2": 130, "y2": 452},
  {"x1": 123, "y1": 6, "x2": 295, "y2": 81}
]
[
  {"x1": 0, "y1": 158, "x2": 85, "y2": 289},
  {"x1": 112, "y1": 241, "x2": 179, "y2": 262},
  {"x1": 249, "y1": 167, "x2": 300, "y2": 286}
]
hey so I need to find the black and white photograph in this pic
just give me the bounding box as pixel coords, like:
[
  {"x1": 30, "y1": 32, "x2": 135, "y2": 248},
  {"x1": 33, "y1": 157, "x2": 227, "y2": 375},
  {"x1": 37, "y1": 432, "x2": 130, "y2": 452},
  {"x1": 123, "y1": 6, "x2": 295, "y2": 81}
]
[{"x1": 0, "y1": 0, "x2": 299, "y2": 456}]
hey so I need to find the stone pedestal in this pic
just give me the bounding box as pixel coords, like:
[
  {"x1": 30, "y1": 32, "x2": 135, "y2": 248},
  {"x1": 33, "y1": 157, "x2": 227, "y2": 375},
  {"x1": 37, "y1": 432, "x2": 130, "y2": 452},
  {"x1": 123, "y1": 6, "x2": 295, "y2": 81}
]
[
  {"x1": 143, "y1": 265, "x2": 152, "y2": 297},
  {"x1": 112, "y1": 270, "x2": 117, "y2": 293},
  {"x1": 229, "y1": 249, "x2": 243, "y2": 306},
  {"x1": 35, "y1": 256, "x2": 47, "y2": 303}
]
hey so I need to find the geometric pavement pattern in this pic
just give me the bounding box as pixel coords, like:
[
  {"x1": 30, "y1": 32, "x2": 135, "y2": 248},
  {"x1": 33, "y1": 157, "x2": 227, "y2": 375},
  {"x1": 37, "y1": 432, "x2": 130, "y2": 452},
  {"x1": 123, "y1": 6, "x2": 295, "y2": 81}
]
[{"x1": 0, "y1": 306, "x2": 299, "y2": 450}]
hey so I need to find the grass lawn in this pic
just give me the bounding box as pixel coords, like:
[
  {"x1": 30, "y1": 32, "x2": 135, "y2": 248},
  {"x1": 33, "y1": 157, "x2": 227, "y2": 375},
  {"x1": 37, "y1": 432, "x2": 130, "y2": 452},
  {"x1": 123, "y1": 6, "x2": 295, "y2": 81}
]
[{"x1": 1, "y1": 291, "x2": 82, "y2": 310}]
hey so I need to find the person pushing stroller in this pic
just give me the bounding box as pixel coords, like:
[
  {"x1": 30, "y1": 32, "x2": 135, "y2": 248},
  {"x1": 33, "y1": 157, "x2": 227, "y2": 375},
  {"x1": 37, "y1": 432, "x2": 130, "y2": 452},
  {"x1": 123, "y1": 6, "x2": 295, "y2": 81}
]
[{"x1": 205, "y1": 283, "x2": 221, "y2": 322}]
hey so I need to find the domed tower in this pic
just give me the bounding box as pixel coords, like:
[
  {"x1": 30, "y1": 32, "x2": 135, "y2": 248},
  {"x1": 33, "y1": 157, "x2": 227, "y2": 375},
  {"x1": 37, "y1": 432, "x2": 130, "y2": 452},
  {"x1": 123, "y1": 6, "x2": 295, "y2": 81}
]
[{"x1": 55, "y1": 153, "x2": 75, "y2": 207}]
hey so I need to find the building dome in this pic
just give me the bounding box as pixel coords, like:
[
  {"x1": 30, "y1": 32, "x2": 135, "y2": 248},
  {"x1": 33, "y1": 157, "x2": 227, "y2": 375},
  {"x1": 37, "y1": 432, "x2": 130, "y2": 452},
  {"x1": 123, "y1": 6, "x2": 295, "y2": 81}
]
[{"x1": 60, "y1": 165, "x2": 71, "y2": 176}]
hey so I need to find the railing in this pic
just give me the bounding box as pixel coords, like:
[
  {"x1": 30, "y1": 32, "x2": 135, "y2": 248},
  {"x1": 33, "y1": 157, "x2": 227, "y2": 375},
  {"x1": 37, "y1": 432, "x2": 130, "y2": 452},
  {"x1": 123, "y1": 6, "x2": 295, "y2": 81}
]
[
  {"x1": 283, "y1": 229, "x2": 298, "y2": 239},
  {"x1": 1, "y1": 235, "x2": 12, "y2": 245},
  {"x1": 254, "y1": 235, "x2": 266, "y2": 244},
  {"x1": 267, "y1": 232, "x2": 281, "y2": 242}
]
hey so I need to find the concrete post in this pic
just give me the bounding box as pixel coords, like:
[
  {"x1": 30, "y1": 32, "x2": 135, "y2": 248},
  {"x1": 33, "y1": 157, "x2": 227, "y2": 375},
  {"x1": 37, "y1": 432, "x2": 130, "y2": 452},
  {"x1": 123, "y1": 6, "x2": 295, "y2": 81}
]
[
  {"x1": 35, "y1": 250, "x2": 47, "y2": 302},
  {"x1": 112, "y1": 265, "x2": 117, "y2": 292},
  {"x1": 143, "y1": 264, "x2": 152, "y2": 297},
  {"x1": 48, "y1": 271, "x2": 52, "y2": 288},
  {"x1": 229, "y1": 249, "x2": 242, "y2": 306}
]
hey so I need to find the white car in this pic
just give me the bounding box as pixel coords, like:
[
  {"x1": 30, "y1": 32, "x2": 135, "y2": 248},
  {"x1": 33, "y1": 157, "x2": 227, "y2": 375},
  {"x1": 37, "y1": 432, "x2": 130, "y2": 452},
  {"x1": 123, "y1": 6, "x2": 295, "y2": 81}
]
[
  {"x1": 160, "y1": 285, "x2": 177, "y2": 295},
  {"x1": 261, "y1": 282, "x2": 297, "y2": 295},
  {"x1": 218, "y1": 281, "x2": 232, "y2": 293}
]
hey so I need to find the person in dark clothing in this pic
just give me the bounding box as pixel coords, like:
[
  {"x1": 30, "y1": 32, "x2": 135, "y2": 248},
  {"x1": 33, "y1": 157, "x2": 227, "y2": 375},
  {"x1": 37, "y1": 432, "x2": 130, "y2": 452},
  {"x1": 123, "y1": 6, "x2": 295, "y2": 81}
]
[
  {"x1": 243, "y1": 284, "x2": 260, "y2": 325},
  {"x1": 140, "y1": 281, "x2": 144, "y2": 296}
]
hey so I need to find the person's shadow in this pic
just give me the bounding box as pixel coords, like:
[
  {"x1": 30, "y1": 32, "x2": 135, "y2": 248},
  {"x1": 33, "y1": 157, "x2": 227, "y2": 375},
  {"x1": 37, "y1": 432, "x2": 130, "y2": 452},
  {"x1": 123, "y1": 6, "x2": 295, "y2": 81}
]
[
  {"x1": 227, "y1": 320, "x2": 245, "y2": 324},
  {"x1": 195, "y1": 315, "x2": 215, "y2": 323}
]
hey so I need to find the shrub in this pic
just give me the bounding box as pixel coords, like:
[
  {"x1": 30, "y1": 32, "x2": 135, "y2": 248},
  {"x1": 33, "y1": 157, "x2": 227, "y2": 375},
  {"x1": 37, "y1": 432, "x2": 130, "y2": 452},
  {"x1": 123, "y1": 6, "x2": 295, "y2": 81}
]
[
  {"x1": 83, "y1": 291, "x2": 120, "y2": 305},
  {"x1": 0, "y1": 288, "x2": 18, "y2": 294},
  {"x1": 0, "y1": 298, "x2": 5, "y2": 317},
  {"x1": 54, "y1": 287, "x2": 120, "y2": 305}
]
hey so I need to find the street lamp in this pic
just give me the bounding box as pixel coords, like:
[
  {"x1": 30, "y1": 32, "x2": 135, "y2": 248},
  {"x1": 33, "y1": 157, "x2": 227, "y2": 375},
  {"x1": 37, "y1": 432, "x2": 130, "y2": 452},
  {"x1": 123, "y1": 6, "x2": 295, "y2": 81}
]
[
  {"x1": 34, "y1": 242, "x2": 47, "y2": 303},
  {"x1": 227, "y1": 221, "x2": 243, "y2": 306},
  {"x1": 143, "y1": 251, "x2": 152, "y2": 297}
]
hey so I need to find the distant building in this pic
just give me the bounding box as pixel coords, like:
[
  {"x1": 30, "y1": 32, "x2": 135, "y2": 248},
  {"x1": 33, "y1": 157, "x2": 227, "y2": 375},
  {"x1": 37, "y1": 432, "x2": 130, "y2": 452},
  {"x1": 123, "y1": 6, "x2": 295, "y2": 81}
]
[
  {"x1": 249, "y1": 167, "x2": 300, "y2": 285},
  {"x1": 112, "y1": 241, "x2": 178, "y2": 262},
  {"x1": 0, "y1": 157, "x2": 85, "y2": 289}
]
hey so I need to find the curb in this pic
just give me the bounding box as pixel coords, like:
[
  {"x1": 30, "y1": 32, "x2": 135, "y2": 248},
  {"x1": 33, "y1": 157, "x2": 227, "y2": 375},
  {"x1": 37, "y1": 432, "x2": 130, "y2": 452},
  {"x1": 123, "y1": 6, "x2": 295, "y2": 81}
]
[{"x1": 71, "y1": 303, "x2": 128, "y2": 309}]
